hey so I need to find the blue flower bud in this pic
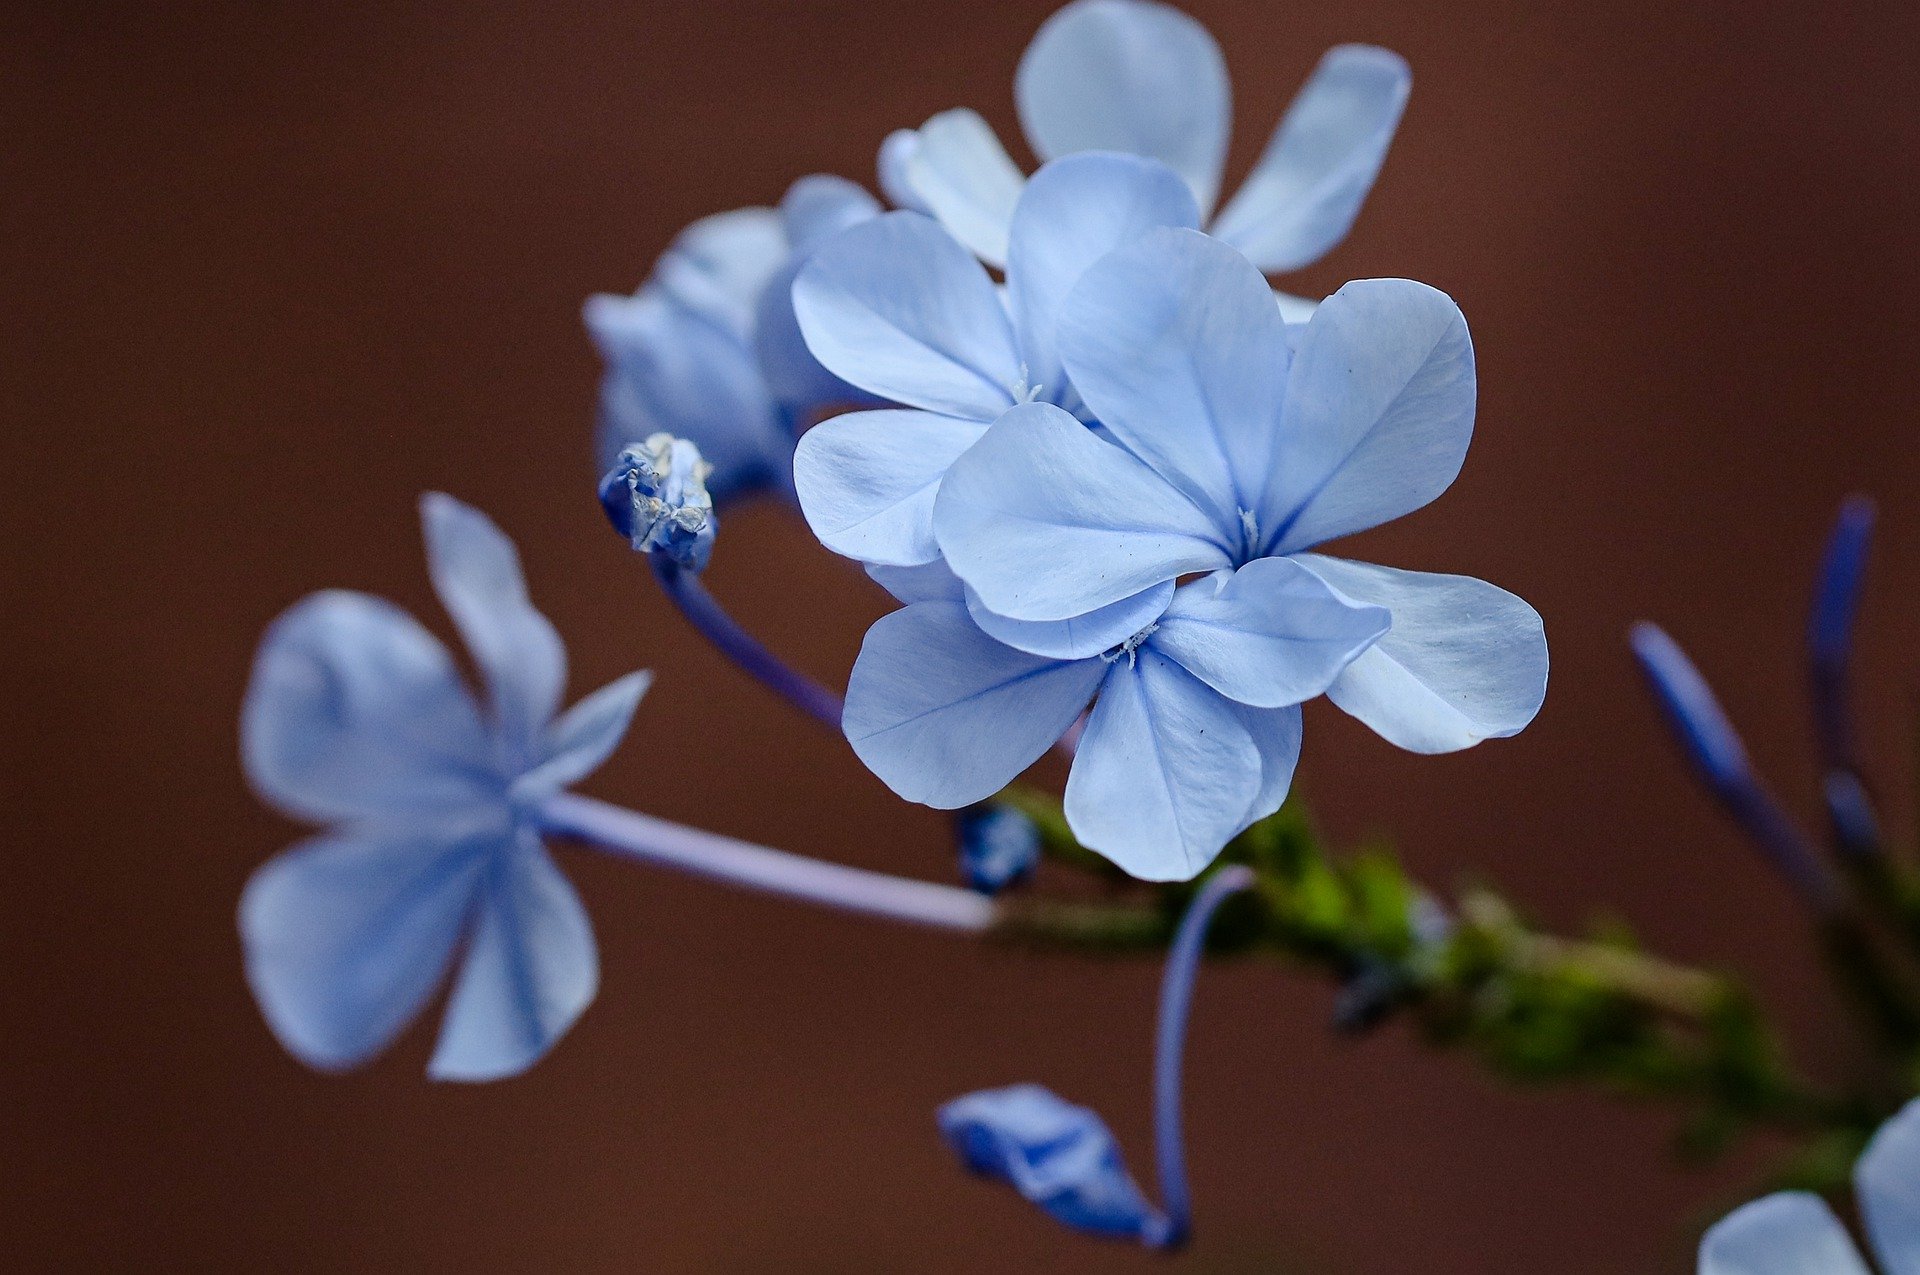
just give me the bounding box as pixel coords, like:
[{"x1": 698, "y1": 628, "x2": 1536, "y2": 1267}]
[
  {"x1": 1825, "y1": 770, "x2": 1882, "y2": 859},
  {"x1": 1629, "y1": 623, "x2": 1752, "y2": 797},
  {"x1": 599, "y1": 433, "x2": 717, "y2": 572},
  {"x1": 937, "y1": 1084, "x2": 1160, "y2": 1241},
  {"x1": 956, "y1": 805, "x2": 1039, "y2": 895},
  {"x1": 1810, "y1": 495, "x2": 1875, "y2": 771}
]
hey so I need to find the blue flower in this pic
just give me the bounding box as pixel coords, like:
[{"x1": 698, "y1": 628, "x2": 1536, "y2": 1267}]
[
  {"x1": 832, "y1": 231, "x2": 1543, "y2": 877},
  {"x1": 933, "y1": 229, "x2": 1546, "y2": 753},
  {"x1": 847, "y1": 555, "x2": 1386, "y2": 880},
  {"x1": 791, "y1": 150, "x2": 1200, "y2": 571},
  {"x1": 585, "y1": 175, "x2": 881, "y2": 503},
  {"x1": 880, "y1": 0, "x2": 1409, "y2": 317},
  {"x1": 1699, "y1": 1097, "x2": 1920, "y2": 1274},
  {"x1": 239, "y1": 494, "x2": 651, "y2": 1080}
]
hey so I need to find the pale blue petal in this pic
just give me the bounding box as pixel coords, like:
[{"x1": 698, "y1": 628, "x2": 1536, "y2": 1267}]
[
  {"x1": 780, "y1": 173, "x2": 881, "y2": 255},
  {"x1": 421, "y1": 494, "x2": 566, "y2": 761},
  {"x1": 240, "y1": 825, "x2": 491, "y2": 1071},
  {"x1": 1015, "y1": 0, "x2": 1230, "y2": 216},
  {"x1": 877, "y1": 128, "x2": 930, "y2": 213},
  {"x1": 1006, "y1": 153, "x2": 1199, "y2": 401},
  {"x1": 939, "y1": 1084, "x2": 1157, "y2": 1239},
  {"x1": 1154, "y1": 557, "x2": 1387, "y2": 708},
  {"x1": 1058, "y1": 227, "x2": 1291, "y2": 523},
  {"x1": 793, "y1": 409, "x2": 988, "y2": 566},
  {"x1": 428, "y1": 834, "x2": 598, "y2": 1082},
  {"x1": 1064, "y1": 650, "x2": 1262, "y2": 880},
  {"x1": 242, "y1": 591, "x2": 495, "y2": 825},
  {"x1": 793, "y1": 211, "x2": 1022, "y2": 419},
  {"x1": 965, "y1": 579, "x2": 1175, "y2": 660},
  {"x1": 1261, "y1": 279, "x2": 1476, "y2": 553},
  {"x1": 750, "y1": 176, "x2": 885, "y2": 413},
  {"x1": 648, "y1": 206, "x2": 786, "y2": 336},
  {"x1": 1231, "y1": 702, "x2": 1304, "y2": 827},
  {"x1": 515, "y1": 671, "x2": 653, "y2": 800},
  {"x1": 935, "y1": 401, "x2": 1231, "y2": 621},
  {"x1": 867, "y1": 558, "x2": 966, "y2": 606},
  {"x1": 1296, "y1": 555, "x2": 1547, "y2": 753},
  {"x1": 1698, "y1": 1193, "x2": 1870, "y2": 1275},
  {"x1": 843, "y1": 600, "x2": 1105, "y2": 808},
  {"x1": 903, "y1": 109, "x2": 1027, "y2": 267},
  {"x1": 1212, "y1": 46, "x2": 1411, "y2": 274},
  {"x1": 586, "y1": 287, "x2": 789, "y2": 502},
  {"x1": 1856, "y1": 1098, "x2": 1920, "y2": 1275}
]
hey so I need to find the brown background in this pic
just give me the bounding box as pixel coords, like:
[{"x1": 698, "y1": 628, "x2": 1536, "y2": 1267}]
[{"x1": 6, "y1": 0, "x2": 1920, "y2": 1270}]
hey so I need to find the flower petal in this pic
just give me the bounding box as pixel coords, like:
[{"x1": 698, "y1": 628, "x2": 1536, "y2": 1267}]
[
  {"x1": 1698, "y1": 1193, "x2": 1871, "y2": 1275},
  {"x1": 1064, "y1": 650, "x2": 1262, "y2": 880},
  {"x1": 939, "y1": 1084, "x2": 1157, "y2": 1239},
  {"x1": 1261, "y1": 279, "x2": 1476, "y2": 553},
  {"x1": 240, "y1": 825, "x2": 490, "y2": 1071},
  {"x1": 1058, "y1": 227, "x2": 1292, "y2": 525},
  {"x1": 421, "y1": 493, "x2": 566, "y2": 760},
  {"x1": 901, "y1": 109, "x2": 1028, "y2": 267},
  {"x1": 242, "y1": 590, "x2": 494, "y2": 824},
  {"x1": 1006, "y1": 153, "x2": 1199, "y2": 402},
  {"x1": 1296, "y1": 555, "x2": 1547, "y2": 753},
  {"x1": 1154, "y1": 558, "x2": 1387, "y2": 708},
  {"x1": 843, "y1": 600, "x2": 1105, "y2": 809},
  {"x1": 867, "y1": 558, "x2": 966, "y2": 606},
  {"x1": 586, "y1": 287, "x2": 789, "y2": 502},
  {"x1": 428, "y1": 834, "x2": 599, "y2": 1082},
  {"x1": 1015, "y1": 0, "x2": 1230, "y2": 216},
  {"x1": 647, "y1": 206, "x2": 787, "y2": 336},
  {"x1": 877, "y1": 128, "x2": 930, "y2": 213},
  {"x1": 779, "y1": 173, "x2": 881, "y2": 255},
  {"x1": 1211, "y1": 45, "x2": 1411, "y2": 274},
  {"x1": 793, "y1": 210, "x2": 1022, "y2": 419},
  {"x1": 515, "y1": 670, "x2": 653, "y2": 799},
  {"x1": 1232, "y1": 701, "x2": 1304, "y2": 827},
  {"x1": 965, "y1": 579, "x2": 1175, "y2": 660},
  {"x1": 749, "y1": 176, "x2": 886, "y2": 413},
  {"x1": 1856, "y1": 1098, "x2": 1920, "y2": 1275},
  {"x1": 935, "y1": 401, "x2": 1231, "y2": 621},
  {"x1": 793, "y1": 409, "x2": 989, "y2": 566}
]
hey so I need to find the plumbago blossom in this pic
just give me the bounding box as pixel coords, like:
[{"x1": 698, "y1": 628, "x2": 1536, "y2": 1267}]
[
  {"x1": 585, "y1": 174, "x2": 881, "y2": 502},
  {"x1": 882, "y1": 0, "x2": 1410, "y2": 318},
  {"x1": 240, "y1": 494, "x2": 651, "y2": 1080},
  {"x1": 799, "y1": 212, "x2": 1547, "y2": 879}
]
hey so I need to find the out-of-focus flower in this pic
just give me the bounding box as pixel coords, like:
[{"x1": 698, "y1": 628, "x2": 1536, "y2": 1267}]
[
  {"x1": 957, "y1": 805, "x2": 1041, "y2": 894},
  {"x1": 882, "y1": 0, "x2": 1409, "y2": 317},
  {"x1": 1699, "y1": 1097, "x2": 1920, "y2": 1274},
  {"x1": 846, "y1": 553, "x2": 1385, "y2": 881},
  {"x1": 586, "y1": 175, "x2": 881, "y2": 503},
  {"x1": 598, "y1": 433, "x2": 717, "y2": 572},
  {"x1": 792, "y1": 151, "x2": 1198, "y2": 570},
  {"x1": 239, "y1": 494, "x2": 650, "y2": 1080}
]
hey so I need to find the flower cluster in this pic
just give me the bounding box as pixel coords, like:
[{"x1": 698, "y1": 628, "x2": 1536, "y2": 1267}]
[{"x1": 227, "y1": 0, "x2": 1741, "y2": 1260}]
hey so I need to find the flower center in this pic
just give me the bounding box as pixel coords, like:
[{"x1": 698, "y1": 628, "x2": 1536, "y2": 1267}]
[{"x1": 1100, "y1": 622, "x2": 1159, "y2": 667}]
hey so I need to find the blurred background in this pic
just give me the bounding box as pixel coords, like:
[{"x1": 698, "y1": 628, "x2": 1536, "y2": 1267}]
[{"x1": 6, "y1": 0, "x2": 1920, "y2": 1269}]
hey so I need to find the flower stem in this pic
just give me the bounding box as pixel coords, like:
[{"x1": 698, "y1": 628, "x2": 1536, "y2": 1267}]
[
  {"x1": 538, "y1": 792, "x2": 996, "y2": 933},
  {"x1": 649, "y1": 556, "x2": 844, "y2": 730},
  {"x1": 1144, "y1": 865, "x2": 1256, "y2": 1251}
]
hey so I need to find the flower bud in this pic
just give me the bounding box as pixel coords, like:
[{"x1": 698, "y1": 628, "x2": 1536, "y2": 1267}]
[{"x1": 599, "y1": 433, "x2": 717, "y2": 572}]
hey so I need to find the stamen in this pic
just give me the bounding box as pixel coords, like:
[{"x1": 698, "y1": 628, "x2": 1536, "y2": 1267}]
[{"x1": 1101, "y1": 623, "x2": 1159, "y2": 667}]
